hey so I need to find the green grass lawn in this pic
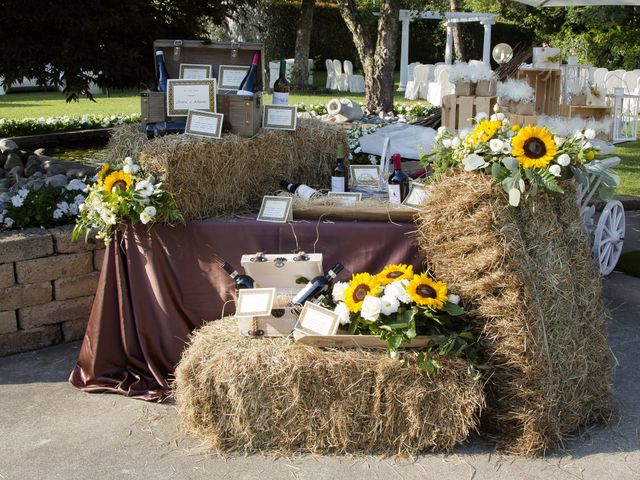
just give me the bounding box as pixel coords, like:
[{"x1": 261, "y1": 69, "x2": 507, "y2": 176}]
[{"x1": 612, "y1": 141, "x2": 640, "y2": 197}]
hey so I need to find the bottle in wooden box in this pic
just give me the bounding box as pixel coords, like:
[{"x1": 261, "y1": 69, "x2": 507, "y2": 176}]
[{"x1": 140, "y1": 91, "x2": 167, "y2": 124}]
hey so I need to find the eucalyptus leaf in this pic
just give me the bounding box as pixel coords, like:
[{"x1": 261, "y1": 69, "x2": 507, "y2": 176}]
[
  {"x1": 463, "y1": 154, "x2": 489, "y2": 171},
  {"x1": 442, "y1": 301, "x2": 464, "y2": 316},
  {"x1": 491, "y1": 162, "x2": 502, "y2": 178},
  {"x1": 502, "y1": 156, "x2": 520, "y2": 172},
  {"x1": 509, "y1": 188, "x2": 521, "y2": 207}
]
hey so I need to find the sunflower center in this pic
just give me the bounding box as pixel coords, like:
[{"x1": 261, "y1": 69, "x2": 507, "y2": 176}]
[
  {"x1": 387, "y1": 271, "x2": 403, "y2": 279},
  {"x1": 352, "y1": 284, "x2": 370, "y2": 302},
  {"x1": 523, "y1": 137, "x2": 547, "y2": 159},
  {"x1": 111, "y1": 180, "x2": 128, "y2": 191},
  {"x1": 416, "y1": 284, "x2": 437, "y2": 298}
]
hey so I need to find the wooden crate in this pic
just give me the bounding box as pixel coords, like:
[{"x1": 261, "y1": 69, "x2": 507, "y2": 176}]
[
  {"x1": 442, "y1": 95, "x2": 497, "y2": 132},
  {"x1": 559, "y1": 104, "x2": 612, "y2": 121},
  {"x1": 506, "y1": 112, "x2": 538, "y2": 127},
  {"x1": 517, "y1": 68, "x2": 561, "y2": 116}
]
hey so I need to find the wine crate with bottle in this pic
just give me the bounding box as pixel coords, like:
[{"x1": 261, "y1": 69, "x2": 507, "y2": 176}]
[{"x1": 141, "y1": 39, "x2": 266, "y2": 137}]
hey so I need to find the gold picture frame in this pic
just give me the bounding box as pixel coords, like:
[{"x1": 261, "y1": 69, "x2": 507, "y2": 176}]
[{"x1": 166, "y1": 79, "x2": 217, "y2": 117}]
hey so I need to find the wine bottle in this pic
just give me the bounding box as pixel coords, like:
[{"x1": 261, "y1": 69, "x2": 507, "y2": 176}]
[
  {"x1": 331, "y1": 143, "x2": 349, "y2": 193},
  {"x1": 156, "y1": 50, "x2": 170, "y2": 92},
  {"x1": 221, "y1": 261, "x2": 255, "y2": 290},
  {"x1": 280, "y1": 180, "x2": 320, "y2": 201},
  {"x1": 387, "y1": 153, "x2": 410, "y2": 204},
  {"x1": 237, "y1": 51, "x2": 261, "y2": 96},
  {"x1": 292, "y1": 263, "x2": 344, "y2": 306},
  {"x1": 272, "y1": 60, "x2": 290, "y2": 105}
]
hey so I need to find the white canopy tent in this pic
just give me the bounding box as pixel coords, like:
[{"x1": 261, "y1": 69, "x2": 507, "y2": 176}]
[
  {"x1": 512, "y1": 0, "x2": 639, "y2": 6},
  {"x1": 397, "y1": 10, "x2": 498, "y2": 91}
]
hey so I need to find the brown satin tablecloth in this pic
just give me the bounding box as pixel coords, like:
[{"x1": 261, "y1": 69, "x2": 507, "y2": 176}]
[{"x1": 69, "y1": 217, "x2": 423, "y2": 401}]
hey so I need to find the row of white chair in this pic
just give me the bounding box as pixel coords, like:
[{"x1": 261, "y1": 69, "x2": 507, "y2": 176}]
[
  {"x1": 405, "y1": 62, "x2": 462, "y2": 106},
  {"x1": 325, "y1": 59, "x2": 364, "y2": 93},
  {"x1": 592, "y1": 68, "x2": 640, "y2": 96}
]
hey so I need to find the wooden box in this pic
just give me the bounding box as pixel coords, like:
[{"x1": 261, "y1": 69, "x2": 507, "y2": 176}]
[
  {"x1": 140, "y1": 91, "x2": 166, "y2": 124},
  {"x1": 235, "y1": 252, "x2": 324, "y2": 337},
  {"x1": 517, "y1": 68, "x2": 561, "y2": 116},
  {"x1": 143, "y1": 39, "x2": 266, "y2": 137},
  {"x1": 442, "y1": 95, "x2": 497, "y2": 132},
  {"x1": 506, "y1": 112, "x2": 538, "y2": 127}
]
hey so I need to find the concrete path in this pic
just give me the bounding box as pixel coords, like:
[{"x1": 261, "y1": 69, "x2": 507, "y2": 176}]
[{"x1": 1, "y1": 215, "x2": 639, "y2": 479}]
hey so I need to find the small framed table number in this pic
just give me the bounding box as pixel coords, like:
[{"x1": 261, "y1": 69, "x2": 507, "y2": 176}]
[
  {"x1": 350, "y1": 165, "x2": 382, "y2": 186},
  {"x1": 403, "y1": 182, "x2": 430, "y2": 209},
  {"x1": 294, "y1": 302, "x2": 340, "y2": 337},
  {"x1": 257, "y1": 196, "x2": 293, "y2": 223},
  {"x1": 185, "y1": 110, "x2": 224, "y2": 139},
  {"x1": 167, "y1": 79, "x2": 217, "y2": 116},
  {"x1": 236, "y1": 288, "x2": 276, "y2": 318},
  {"x1": 327, "y1": 191, "x2": 362, "y2": 206},
  {"x1": 179, "y1": 64, "x2": 212, "y2": 80},
  {"x1": 218, "y1": 65, "x2": 251, "y2": 91},
  {"x1": 263, "y1": 105, "x2": 297, "y2": 131}
]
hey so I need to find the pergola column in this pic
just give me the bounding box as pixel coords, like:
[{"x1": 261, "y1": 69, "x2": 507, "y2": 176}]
[
  {"x1": 481, "y1": 20, "x2": 493, "y2": 66},
  {"x1": 445, "y1": 21, "x2": 453, "y2": 64},
  {"x1": 398, "y1": 17, "x2": 411, "y2": 91}
]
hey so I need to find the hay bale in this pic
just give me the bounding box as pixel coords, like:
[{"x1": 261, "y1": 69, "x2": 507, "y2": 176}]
[
  {"x1": 414, "y1": 171, "x2": 614, "y2": 456},
  {"x1": 138, "y1": 119, "x2": 346, "y2": 220},
  {"x1": 104, "y1": 123, "x2": 149, "y2": 164},
  {"x1": 173, "y1": 317, "x2": 485, "y2": 456}
]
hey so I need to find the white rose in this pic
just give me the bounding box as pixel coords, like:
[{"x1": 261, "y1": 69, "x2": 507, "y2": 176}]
[
  {"x1": 584, "y1": 128, "x2": 596, "y2": 140},
  {"x1": 442, "y1": 138, "x2": 453, "y2": 148},
  {"x1": 142, "y1": 206, "x2": 157, "y2": 218},
  {"x1": 360, "y1": 295, "x2": 382, "y2": 322},
  {"x1": 452, "y1": 137, "x2": 461, "y2": 148},
  {"x1": 332, "y1": 281, "x2": 348, "y2": 303},
  {"x1": 139, "y1": 212, "x2": 152, "y2": 224},
  {"x1": 496, "y1": 112, "x2": 505, "y2": 121},
  {"x1": 549, "y1": 164, "x2": 562, "y2": 177},
  {"x1": 557, "y1": 154, "x2": 571, "y2": 167},
  {"x1": 437, "y1": 126, "x2": 447, "y2": 135},
  {"x1": 380, "y1": 295, "x2": 400, "y2": 316},
  {"x1": 475, "y1": 112, "x2": 488, "y2": 122},
  {"x1": 448, "y1": 294, "x2": 460, "y2": 305},
  {"x1": 123, "y1": 164, "x2": 132, "y2": 174},
  {"x1": 489, "y1": 139, "x2": 504, "y2": 153},
  {"x1": 554, "y1": 137, "x2": 565, "y2": 147},
  {"x1": 490, "y1": 114, "x2": 498, "y2": 121},
  {"x1": 384, "y1": 279, "x2": 411, "y2": 304},
  {"x1": 334, "y1": 302, "x2": 351, "y2": 326}
]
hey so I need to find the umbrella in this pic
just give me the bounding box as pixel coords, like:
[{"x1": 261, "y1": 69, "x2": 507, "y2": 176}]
[{"x1": 512, "y1": 0, "x2": 639, "y2": 6}]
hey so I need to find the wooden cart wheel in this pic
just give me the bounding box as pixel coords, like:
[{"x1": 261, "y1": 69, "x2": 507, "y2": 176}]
[{"x1": 593, "y1": 200, "x2": 625, "y2": 275}]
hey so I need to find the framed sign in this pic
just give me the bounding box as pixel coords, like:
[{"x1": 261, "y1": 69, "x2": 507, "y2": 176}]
[
  {"x1": 257, "y1": 196, "x2": 293, "y2": 223},
  {"x1": 350, "y1": 165, "x2": 381, "y2": 186},
  {"x1": 167, "y1": 79, "x2": 217, "y2": 116},
  {"x1": 327, "y1": 191, "x2": 362, "y2": 206},
  {"x1": 403, "y1": 182, "x2": 430, "y2": 209},
  {"x1": 263, "y1": 105, "x2": 297, "y2": 131},
  {"x1": 185, "y1": 110, "x2": 224, "y2": 139},
  {"x1": 236, "y1": 288, "x2": 276, "y2": 317},
  {"x1": 218, "y1": 65, "x2": 250, "y2": 90},
  {"x1": 294, "y1": 302, "x2": 340, "y2": 337},
  {"x1": 179, "y1": 64, "x2": 212, "y2": 80}
]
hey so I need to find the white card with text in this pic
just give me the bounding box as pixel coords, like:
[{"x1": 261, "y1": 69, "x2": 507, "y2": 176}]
[
  {"x1": 257, "y1": 196, "x2": 293, "y2": 223},
  {"x1": 236, "y1": 288, "x2": 276, "y2": 317},
  {"x1": 263, "y1": 105, "x2": 297, "y2": 131},
  {"x1": 185, "y1": 110, "x2": 223, "y2": 139},
  {"x1": 294, "y1": 302, "x2": 340, "y2": 337}
]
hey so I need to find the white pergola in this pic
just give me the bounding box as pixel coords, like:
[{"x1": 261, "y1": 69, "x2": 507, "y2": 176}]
[{"x1": 398, "y1": 10, "x2": 499, "y2": 91}]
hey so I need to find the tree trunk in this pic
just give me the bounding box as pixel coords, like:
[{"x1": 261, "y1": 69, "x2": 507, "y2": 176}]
[
  {"x1": 336, "y1": 0, "x2": 400, "y2": 114},
  {"x1": 450, "y1": 0, "x2": 466, "y2": 62},
  {"x1": 293, "y1": 0, "x2": 315, "y2": 90}
]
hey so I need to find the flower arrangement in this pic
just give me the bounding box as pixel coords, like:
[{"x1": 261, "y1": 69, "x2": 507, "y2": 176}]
[
  {"x1": 72, "y1": 156, "x2": 183, "y2": 243},
  {"x1": 496, "y1": 79, "x2": 535, "y2": 103},
  {"x1": 330, "y1": 264, "x2": 479, "y2": 373},
  {"x1": 0, "y1": 180, "x2": 88, "y2": 230},
  {"x1": 0, "y1": 113, "x2": 141, "y2": 137},
  {"x1": 449, "y1": 62, "x2": 495, "y2": 83},
  {"x1": 426, "y1": 109, "x2": 619, "y2": 207}
]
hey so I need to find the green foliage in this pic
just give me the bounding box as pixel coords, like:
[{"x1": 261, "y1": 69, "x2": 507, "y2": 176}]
[{"x1": 0, "y1": 114, "x2": 141, "y2": 137}]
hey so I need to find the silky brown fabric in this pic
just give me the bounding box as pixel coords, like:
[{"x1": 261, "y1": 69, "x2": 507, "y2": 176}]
[{"x1": 69, "y1": 217, "x2": 423, "y2": 401}]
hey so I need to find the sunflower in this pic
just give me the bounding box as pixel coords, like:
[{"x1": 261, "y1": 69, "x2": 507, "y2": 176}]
[
  {"x1": 103, "y1": 171, "x2": 132, "y2": 193},
  {"x1": 511, "y1": 125, "x2": 521, "y2": 132},
  {"x1": 511, "y1": 125, "x2": 557, "y2": 169},
  {"x1": 406, "y1": 274, "x2": 448, "y2": 310},
  {"x1": 96, "y1": 163, "x2": 110, "y2": 185},
  {"x1": 376, "y1": 264, "x2": 414, "y2": 286},
  {"x1": 467, "y1": 119, "x2": 502, "y2": 145},
  {"x1": 344, "y1": 273, "x2": 381, "y2": 313}
]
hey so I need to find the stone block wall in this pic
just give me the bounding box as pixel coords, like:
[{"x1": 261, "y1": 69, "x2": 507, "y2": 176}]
[{"x1": 0, "y1": 226, "x2": 104, "y2": 356}]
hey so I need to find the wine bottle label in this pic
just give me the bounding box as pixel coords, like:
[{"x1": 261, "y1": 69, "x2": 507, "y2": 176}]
[
  {"x1": 272, "y1": 92, "x2": 289, "y2": 105},
  {"x1": 292, "y1": 282, "x2": 315, "y2": 305},
  {"x1": 296, "y1": 185, "x2": 318, "y2": 201},
  {"x1": 331, "y1": 176, "x2": 346, "y2": 192},
  {"x1": 388, "y1": 184, "x2": 403, "y2": 204}
]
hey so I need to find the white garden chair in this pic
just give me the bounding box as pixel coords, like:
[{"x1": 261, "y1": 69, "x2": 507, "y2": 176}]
[
  {"x1": 604, "y1": 72, "x2": 625, "y2": 94},
  {"x1": 268, "y1": 61, "x2": 280, "y2": 88},
  {"x1": 404, "y1": 64, "x2": 431, "y2": 100},
  {"x1": 325, "y1": 59, "x2": 335, "y2": 89},
  {"x1": 343, "y1": 60, "x2": 365, "y2": 93},
  {"x1": 622, "y1": 71, "x2": 640, "y2": 94},
  {"x1": 333, "y1": 59, "x2": 348, "y2": 91},
  {"x1": 592, "y1": 67, "x2": 608, "y2": 90},
  {"x1": 426, "y1": 66, "x2": 454, "y2": 106},
  {"x1": 407, "y1": 62, "x2": 420, "y2": 84}
]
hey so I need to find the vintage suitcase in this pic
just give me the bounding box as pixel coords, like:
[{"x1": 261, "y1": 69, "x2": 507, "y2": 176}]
[
  {"x1": 141, "y1": 39, "x2": 265, "y2": 137},
  {"x1": 235, "y1": 252, "x2": 324, "y2": 337}
]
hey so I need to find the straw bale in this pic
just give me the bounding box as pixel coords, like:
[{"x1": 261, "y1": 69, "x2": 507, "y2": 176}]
[
  {"x1": 135, "y1": 119, "x2": 346, "y2": 220},
  {"x1": 414, "y1": 171, "x2": 614, "y2": 456},
  {"x1": 173, "y1": 317, "x2": 485, "y2": 457},
  {"x1": 104, "y1": 123, "x2": 149, "y2": 164}
]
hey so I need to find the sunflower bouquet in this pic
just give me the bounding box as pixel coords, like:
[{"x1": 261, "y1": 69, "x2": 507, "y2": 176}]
[
  {"x1": 427, "y1": 109, "x2": 619, "y2": 207},
  {"x1": 330, "y1": 264, "x2": 478, "y2": 372},
  {"x1": 72, "y1": 157, "x2": 183, "y2": 244}
]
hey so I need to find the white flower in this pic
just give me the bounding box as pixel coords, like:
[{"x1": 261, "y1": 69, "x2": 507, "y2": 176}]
[
  {"x1": 452, "y1": 137, "x2": 461, "y2": 148},
  {"x1": 384, "y1": 279, "x2": 411, "y2": 304},
  {"x1": 557, "y1": 154, "x2": 571, "y2": 167},
  {"x1": 584, "y1": 128, "x2": 596, "y2": 140},
  {"x1": 554, "y1": 136, "x2": 565, "y2": 147},
  {"x1": 332, "y1": 282, "x2": 348, "y2": 303},
  {"x1": 56, "y1": 201, "x2": 69, "y2": 213},
  {"x1": 11, "y1": 195, "x2": 24, "y2": 208},
  {"x1": 496, "y1": 113, "x2": 505, "y2": 121},
  {"x1": 438, "y1": 126, "x2": 447, "y2": 135},
  {"x1": 475, "y1": 112, "x2": 488, "y2": 122},
  {"x1": 100, "y1": 208, "x2": 116, "y2": 225},
  {"x1": 135, "y1": 179, "x2": 154, "y2": 197},
  {"x1": 459, "y1": 128, "x2": 471, "y2": 139},
  {"x1": 334, "y1": 302, "x2": 351, "y2": 326},
  {"x1": 142, "y1": 206, "x2": 157, "y2": 218},
  {"x1": 354, "y1": 146, "x2": 361, "y2": 154},
  {"x1": 448, "y1": 294, "x2": 460, "y2": 305},
  {"x1": 380, "y1": 295, "x2": 400, "y2": 316},
  {"x1": 66, "y1": 179, "x2": 86, "y2": 191},
  {"x1": 501, "y1": 143, "x2": 512, "y2": 155},
  {"x1": 18, "y1": 188, "x2": 28, "y2": 198},
  {"x1": 489, "y1": 139, "x2": 504, "y2": 153},
  {"x1": 490, "y1": 114, "x2": 498, "y2": 121},
  {"x1": 574, "y1": 131, "x2": 584, "y2": 140},
  {"x1": 584, "y1": 141, "x2": 592, "y2": 149},
  {"x1": 442, "y1": 138, "x2": 453, "y2": 148},
  {"x1": 4, "y1": 217, "x2": 14, "y2": 228},
  {"x1": 360, "y1": 295, "x2": 381, "y2": 322},
  {"x1": 53, "y1": 208, "x2": 64, "y2": 220},
  {"x1": 549, "y1": 164, "x2": 562, "y2": 177}
]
